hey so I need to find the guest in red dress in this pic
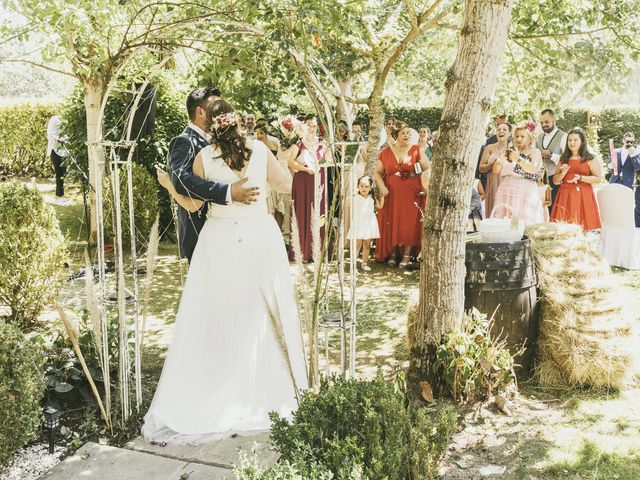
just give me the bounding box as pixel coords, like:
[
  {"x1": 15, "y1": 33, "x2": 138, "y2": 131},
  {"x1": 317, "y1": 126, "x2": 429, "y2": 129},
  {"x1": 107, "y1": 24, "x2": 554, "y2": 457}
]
[
  {"x1": 288, "y1": 115, "x2": 328, "y2": 261},
  {"x1": 374, "y1": 121, "x2": 431, "y2": 267},
  {"x1": 550, "y1": 128, "x2": 601, "y2": 230}
]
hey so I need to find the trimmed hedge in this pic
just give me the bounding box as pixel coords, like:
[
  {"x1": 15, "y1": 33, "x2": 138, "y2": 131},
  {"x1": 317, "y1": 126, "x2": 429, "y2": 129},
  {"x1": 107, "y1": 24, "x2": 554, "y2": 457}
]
[
  {"x1": 0, "y1": 321, "x2": 46, "y2": 468},
  {"x1": 0, "y1": 181, "x2": 67, "y2": 331},
  {"x1": 0, "y1": 103, "x2": 59, "y2": 177},
  {"x1": 597, "y1": 108, "x2": 640, "y2": 154}
]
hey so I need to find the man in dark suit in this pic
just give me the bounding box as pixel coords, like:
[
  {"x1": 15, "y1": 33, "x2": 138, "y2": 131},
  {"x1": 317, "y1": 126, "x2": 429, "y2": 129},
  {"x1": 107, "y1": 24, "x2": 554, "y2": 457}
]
[
  {"x1": 609, "y1": 132, "x2": 640, "y2": 226},
  {"x1": 164, "y1": 87, "x2": 258, "y2": 262}
]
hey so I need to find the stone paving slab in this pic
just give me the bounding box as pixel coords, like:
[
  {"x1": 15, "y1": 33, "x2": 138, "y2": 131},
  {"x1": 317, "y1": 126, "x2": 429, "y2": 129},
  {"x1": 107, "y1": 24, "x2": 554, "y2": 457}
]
[
  {"x1": 127, "y1": 432, "x2": 278, "y2": 469},
  {"x1": 40, "y1": 442, "x2": 235, "y2": 480}
]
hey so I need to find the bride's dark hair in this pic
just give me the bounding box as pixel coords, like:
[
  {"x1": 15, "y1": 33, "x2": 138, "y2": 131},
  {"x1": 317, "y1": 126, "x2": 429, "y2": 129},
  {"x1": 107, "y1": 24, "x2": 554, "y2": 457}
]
[{"x1": 207, "y1": 99, "x2": 251, "y2": 171}]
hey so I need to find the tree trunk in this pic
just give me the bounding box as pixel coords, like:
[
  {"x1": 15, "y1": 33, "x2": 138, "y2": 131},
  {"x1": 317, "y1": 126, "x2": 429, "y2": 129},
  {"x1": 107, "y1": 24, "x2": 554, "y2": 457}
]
[
  {"x1": 84, "y1": 80, "x2": 107, "y2": 238},
  {"x1": 363, "y1": 78, "x2": 386, "y2": 175},
  {"x1": 336, "y1": 77, "x2": 355, "y2": 124},
  {"x1": 407, "y1": 0, "x2": 514, "y2": 398}
]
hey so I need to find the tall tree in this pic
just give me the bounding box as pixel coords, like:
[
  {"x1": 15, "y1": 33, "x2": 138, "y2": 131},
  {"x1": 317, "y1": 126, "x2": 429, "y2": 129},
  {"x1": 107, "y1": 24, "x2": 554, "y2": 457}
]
[
  {"x1": 0, "y1": 0, "x2": 256, "y2": 234},
  {"x1": 407, "y1": 0, "x2": 514, "y2": 397}
]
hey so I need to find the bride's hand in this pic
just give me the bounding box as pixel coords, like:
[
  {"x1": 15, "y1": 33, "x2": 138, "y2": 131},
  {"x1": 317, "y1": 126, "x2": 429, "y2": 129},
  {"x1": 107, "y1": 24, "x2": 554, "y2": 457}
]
[{"x1": 156, "y1": 168, "x2": 173, "y2": 191}]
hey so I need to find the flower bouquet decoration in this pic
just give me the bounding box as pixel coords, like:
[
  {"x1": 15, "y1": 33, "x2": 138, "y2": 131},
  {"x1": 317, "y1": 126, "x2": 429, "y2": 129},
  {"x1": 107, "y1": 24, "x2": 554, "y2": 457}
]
[{"x1": 275, "y1": 115, "x2": 304, "y2": 149}]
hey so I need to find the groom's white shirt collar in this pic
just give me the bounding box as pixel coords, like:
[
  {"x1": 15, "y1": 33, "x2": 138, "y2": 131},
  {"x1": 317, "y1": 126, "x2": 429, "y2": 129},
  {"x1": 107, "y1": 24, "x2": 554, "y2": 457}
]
[{"x1": 189, "y1": 123, "x2": 212, "y2": 142}]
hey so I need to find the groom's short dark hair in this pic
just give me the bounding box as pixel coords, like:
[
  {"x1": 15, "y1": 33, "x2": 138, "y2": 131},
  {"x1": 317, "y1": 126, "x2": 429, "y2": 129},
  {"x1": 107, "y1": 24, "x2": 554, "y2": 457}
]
[{"x1": 187, "y1": 87, "x2": 222, "y2": 121}]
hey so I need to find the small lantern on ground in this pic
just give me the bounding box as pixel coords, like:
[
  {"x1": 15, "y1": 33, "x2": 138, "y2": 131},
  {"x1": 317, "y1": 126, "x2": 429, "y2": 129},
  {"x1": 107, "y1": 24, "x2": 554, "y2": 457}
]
[{"x1": 43, "y1": 406, "x2": 62, "y2": 454}]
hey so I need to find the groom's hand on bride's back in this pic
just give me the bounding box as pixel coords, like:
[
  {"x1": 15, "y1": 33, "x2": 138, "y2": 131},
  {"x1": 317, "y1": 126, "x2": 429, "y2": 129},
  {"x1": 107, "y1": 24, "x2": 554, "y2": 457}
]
[{"x1": 231, "y1": 177, "x2": 259, "y2": 204}]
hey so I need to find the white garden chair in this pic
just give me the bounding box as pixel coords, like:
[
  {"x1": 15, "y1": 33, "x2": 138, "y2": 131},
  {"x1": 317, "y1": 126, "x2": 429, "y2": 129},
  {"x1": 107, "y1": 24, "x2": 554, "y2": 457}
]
[{"x1": 596, "y1": 183, "x2": 640, "y2": 270}]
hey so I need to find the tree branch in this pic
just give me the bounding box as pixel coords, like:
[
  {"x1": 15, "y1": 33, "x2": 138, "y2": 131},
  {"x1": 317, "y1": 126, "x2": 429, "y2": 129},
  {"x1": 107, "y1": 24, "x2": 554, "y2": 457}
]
[
  {"x1": 0, "y1": 23, "x2": 39, "y2": 45},
  {"x1": 382, "y1": 3, "x2": 450, "y2": 82},
  {"x1": 511, "y1": 26, "x2": 610, "y2": 40},
  {"x1": 0, "y1": 58, "x2": 75, "y2": 77}
]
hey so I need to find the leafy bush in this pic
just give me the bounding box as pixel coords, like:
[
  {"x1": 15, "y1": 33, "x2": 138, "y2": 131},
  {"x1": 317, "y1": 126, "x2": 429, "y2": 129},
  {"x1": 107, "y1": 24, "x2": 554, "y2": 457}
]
[
  {"x1": 269, "y1": 374, "x2": 458, "y2": 480},
  {"x1": 234, "y1": 450, "x2": 337, "y2": 480},
  {"x1": 556, "y1": 108, "x2": 589, "y2": 133},
  {"x1": 0, "y1": 102, "x2": 59, "y2": 177},
  {"x1": 597, "y1": 108, "x2": 640, "y2": 154},
  {"x1": 43, "y1": 309, "x2": 120, "y2": 410},
  {"x1": 0, "y1": 321, "x2": 46, "y2": 468},
  {"x1": 355, "y1": 107, "x2": 443, "y2": 132},
  {"x1": 103, "y1": 162, "x2": 159, "y2": 246},
  {"x1": 433, "y1": 309, "x2": 516, "y2": 403},
  {"x1": 0, "y1": 181, "x2": 66, "y2": 331}
]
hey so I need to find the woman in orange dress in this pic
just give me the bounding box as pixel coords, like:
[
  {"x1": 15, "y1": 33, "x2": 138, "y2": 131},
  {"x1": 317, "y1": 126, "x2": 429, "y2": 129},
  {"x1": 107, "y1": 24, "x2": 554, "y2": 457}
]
[
  {"x1": 550, "y1": 128, "x2": 601, "y2": 230},
  {"x1": 374, "y1": 121, "x2": 431, "y2": 267}
]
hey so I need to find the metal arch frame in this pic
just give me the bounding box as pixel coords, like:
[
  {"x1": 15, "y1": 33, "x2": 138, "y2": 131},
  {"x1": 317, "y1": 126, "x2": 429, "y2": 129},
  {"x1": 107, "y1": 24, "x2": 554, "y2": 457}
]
[{"x1": 318, "y1": 140, "x2": 365, "y2": 378}]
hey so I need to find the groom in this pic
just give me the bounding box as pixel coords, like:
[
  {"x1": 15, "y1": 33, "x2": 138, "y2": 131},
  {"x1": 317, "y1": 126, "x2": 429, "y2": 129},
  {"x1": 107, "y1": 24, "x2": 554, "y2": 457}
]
[{"x1": 165, "y1": 87, "x2": 258, "y2": 262}]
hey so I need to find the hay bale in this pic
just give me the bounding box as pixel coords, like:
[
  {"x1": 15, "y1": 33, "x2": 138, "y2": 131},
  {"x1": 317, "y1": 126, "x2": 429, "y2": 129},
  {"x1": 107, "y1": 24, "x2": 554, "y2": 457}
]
[
  {"x1": 535, "y1": 358, "x2": 567, "y2": 387},
  {"x1": 526, "y1": 222, "x2": 582, "y2": 242},
  {"x1": 526, "y1": 223, "x2": 634, "y2": 390}
]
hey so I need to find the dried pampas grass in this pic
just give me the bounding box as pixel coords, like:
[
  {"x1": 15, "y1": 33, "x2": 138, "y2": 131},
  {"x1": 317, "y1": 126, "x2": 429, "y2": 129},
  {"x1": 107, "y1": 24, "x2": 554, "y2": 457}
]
[
  {"x1": 262, "y1": 292, "x2": 299, "y2": 398},
  {"x1": 290, "y1": 202, "x2": 318, "y2": 387},
  {"x1": 139, "y1": 215, "x2": 160, "y2": 352},
  {"x1": 56, "y1": 305, "x2": 111, "y2": 429}
]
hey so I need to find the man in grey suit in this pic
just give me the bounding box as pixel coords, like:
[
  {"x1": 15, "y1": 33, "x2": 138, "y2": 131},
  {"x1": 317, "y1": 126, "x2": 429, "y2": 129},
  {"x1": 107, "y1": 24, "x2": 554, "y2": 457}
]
[{"x1": 536, "y1": 109, "x2": 567, "y2": 209}]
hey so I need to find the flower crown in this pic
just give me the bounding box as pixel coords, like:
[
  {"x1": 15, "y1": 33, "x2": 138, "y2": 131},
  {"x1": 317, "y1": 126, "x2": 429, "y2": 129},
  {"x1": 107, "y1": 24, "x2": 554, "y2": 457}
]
[{"x1": 211, "y1": 112, "x2": 238, "y2": 133}]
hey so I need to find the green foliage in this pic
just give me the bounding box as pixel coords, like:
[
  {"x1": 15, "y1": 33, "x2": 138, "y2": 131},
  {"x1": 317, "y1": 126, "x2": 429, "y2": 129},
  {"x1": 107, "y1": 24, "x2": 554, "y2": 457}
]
[
  {"x1": 556, "y1": 109, "x2": 589, "y2": 133},
  {"x1": 193, "y1": 39, "x2": 308, "y2": 117},
  {"x1": 355, "y1": 107, "x2": 443, "y2": 131},
  {"x1": 0, "y1": 321, "x2": 46, "y2": 468},
  {"x1": 433, "y1": 309, "x2": 516, "y2": 403},
  {"x1": 501, "y1": 0, "x2": 639, "y2": 113},
  {"x1": 597, "y1": 108, "x2": 640, "y2": 155},
  {"x1": 269, "y1": 374, "x2": 458, "y2": 480},
  {"x1": 235, "y1": 449, "x2": 337, "y2": 480},
  {"x1": 62, "y1": 73, "x2": 186, "y2": 175},
  {"x1": 103, "y1": 162, "x2": 159, "y2": 246},
  {"x1": 43, "y1": 310, "x2": 119, "y2": 410},
  {"x1": 0, "y1": 180, "x2": 66, "y2": 331},
  {"x1": 0, "y1": 102, "x2": 59, "y2": 177}
]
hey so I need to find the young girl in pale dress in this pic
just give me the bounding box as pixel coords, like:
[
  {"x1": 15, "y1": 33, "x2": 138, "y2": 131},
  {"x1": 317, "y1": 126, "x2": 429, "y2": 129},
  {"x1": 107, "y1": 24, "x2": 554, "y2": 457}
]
[{"x1": 346, "y1": 176, "x2": 383, "y2": 271}]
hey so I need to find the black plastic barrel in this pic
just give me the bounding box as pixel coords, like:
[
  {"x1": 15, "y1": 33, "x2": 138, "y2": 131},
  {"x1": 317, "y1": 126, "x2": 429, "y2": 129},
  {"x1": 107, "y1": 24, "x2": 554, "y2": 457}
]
[{"x1": 464, "y1": 238, "x2": 539, "y2": 371}]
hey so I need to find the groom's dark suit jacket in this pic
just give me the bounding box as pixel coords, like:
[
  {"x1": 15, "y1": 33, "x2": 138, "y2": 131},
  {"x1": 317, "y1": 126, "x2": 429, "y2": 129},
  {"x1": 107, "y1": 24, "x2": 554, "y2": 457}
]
[{"x1": 169, "y1": 126, "x2": 228, "y2": 262}]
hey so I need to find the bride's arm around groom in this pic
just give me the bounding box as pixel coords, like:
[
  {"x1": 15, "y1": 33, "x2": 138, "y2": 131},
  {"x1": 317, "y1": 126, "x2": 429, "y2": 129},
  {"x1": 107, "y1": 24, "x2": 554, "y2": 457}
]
[{"x1": 160, "y1": 145, "x2": 292, "y2": 211}]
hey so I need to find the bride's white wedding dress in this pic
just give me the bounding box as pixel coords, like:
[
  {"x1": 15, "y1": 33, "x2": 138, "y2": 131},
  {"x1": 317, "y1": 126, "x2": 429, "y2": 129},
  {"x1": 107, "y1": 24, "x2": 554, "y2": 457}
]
[{"x1": 142, "y1": 140, "x2": 308, "y2": 444}]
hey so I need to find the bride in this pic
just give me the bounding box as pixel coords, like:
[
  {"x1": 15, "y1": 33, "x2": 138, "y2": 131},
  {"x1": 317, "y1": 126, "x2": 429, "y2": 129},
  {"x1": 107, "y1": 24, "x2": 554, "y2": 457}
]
[{"x1": 143, "y1": 99, "x2": 308, "y2": 444}]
